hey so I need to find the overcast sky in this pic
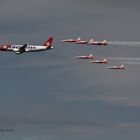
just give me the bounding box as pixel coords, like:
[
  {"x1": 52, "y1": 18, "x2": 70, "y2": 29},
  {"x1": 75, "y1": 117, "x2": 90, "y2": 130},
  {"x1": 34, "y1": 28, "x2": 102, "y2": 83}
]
[{"x1": 0, "y1": 0, "x2": 140, "y2": 140}]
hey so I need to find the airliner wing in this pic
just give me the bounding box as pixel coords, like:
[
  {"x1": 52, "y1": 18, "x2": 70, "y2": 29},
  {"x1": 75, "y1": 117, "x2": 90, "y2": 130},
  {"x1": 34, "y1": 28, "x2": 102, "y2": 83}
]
[
  {"x1": 14, "y1": 43, "x2": 28, "y2": 54},
  {"x1": 19, "y1": 44, "x2": 28, "y2": 52}
]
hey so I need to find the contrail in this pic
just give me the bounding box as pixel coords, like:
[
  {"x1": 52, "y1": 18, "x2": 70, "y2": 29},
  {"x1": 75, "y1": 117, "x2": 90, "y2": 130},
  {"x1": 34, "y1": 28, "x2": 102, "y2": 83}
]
[
  {"x1": 102, "y1": 57, "x2": 140, "y2": 66},
  {"x1": 121, "y1": 61, "x2": 140, "y2": 65},
  {"x1": 108, "y1": 41, "x2": 140, "y2": 47},
  {"x1": 105, "y1": 57, "x2": 140, "y2": 61}
]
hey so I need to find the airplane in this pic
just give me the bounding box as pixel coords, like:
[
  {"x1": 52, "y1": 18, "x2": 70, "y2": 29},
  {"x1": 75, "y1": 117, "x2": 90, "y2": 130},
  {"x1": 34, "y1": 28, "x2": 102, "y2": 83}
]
[
  {"x1": 62, "y1": 37, "x2": 81, "y2": 43},
  {"x1": 0, "y1": 37, "x2": 53, "y2": 54},
  {"x1": 74, "y1": 54, "x2": 94, "y2": 59},
  {"x1": 87, "y1": 39, "x2": 108, "y2": 46},
  {"x1": 107, "y1": 65, "x2": 125, "y2": 70},
  {"x1": 90, "y1": 59, "x2": 107, "y2": 64}
]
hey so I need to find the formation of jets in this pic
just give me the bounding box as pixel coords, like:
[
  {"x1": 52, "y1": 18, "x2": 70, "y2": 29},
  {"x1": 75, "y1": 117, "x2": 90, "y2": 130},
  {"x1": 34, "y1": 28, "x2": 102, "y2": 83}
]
[
  {"x1": 0, "y1": 37, "x2": 53, "y2": 54},
  {"x1": 0, "y1": 36, "x2": 125, "y2": 70},
  {"x1": 74, "y1": 54, "x2": 125, "y2": 70},
  {"x1": 62, "y1": 37, "x2": 108, "y2": 46},
  {"x1": 63, "y1": 37, "x2": 124, "y2": 70},
  {"x1": 86, "y1": 39, "x2": 108, "y2": 46}
]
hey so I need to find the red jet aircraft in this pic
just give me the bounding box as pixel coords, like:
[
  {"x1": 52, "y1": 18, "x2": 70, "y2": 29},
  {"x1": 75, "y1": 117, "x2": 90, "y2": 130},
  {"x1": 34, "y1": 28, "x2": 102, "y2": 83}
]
[
  {"x1": 62, "y1": 37, "x2": 81, "y2": 43},
  {"x1": 74, "y1": 54, "x2": 94, "y2": 59},
  {"x1": 107, "y1": 65, "x2": 125, "y2": 70},
  {"x1": 90, "y1": 59, "x2": 107, "y2": 64}
]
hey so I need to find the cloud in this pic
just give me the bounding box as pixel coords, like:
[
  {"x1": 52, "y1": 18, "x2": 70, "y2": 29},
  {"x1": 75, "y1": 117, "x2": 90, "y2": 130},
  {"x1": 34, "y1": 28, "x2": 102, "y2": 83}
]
[
  {"x1": 118, "y1": 122, "x2": 140, "y2": 129},
  {"x1": 60, "y1": 90, "x2": 140, "y2": 107},
  {"x1": 6, "y1": 122, "x2": 140, "y2": 140},
  {"x1": 59, "y1": 73, "x2": 140, "y2": 107}
]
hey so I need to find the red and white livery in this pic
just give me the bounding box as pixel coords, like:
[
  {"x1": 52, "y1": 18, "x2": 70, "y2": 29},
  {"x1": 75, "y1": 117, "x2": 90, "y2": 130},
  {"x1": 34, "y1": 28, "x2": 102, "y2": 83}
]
[
  {"x1": 74, "y1": 54, "x2": 94, "y2": 59},
  {"x1": 62, "y1": 37, "x2": 81, "y2": 43},
  {"x1": 107, "y1": 65, "x2": 125, "y2": 70},
  {"x1": 0, "y1": 37, "x2": 53, "y2": 54},
  {"x1": 90, "y1": 59, "x2": 107, "y2": 64},
  {"x1": 87, "y1": 39, "x2": 108, "y2": 46},
  {"x1": 75, "y1": 39, "x2": 88, "y2": 44}
]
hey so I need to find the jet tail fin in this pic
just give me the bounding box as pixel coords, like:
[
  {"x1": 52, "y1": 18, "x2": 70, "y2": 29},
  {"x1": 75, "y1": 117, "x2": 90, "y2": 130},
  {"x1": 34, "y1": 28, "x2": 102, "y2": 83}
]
[
  {"x1": 89, "y1": 54, "x2": 93, "y2": 57},
  {"x1": 43, "y1": 37, "x2": 53, "y2": 49},
  {"x1": 76, "y1": 37, "x2": 81, "y2": 41},
  {"x1": 120, "y1": 65, "x2": 124, "y2": 68},
  {"x1": 102, "y1": 40, "x2": 107, "y2": 43},
  {"x1": 89, "y1": 39, "x2": 94, "y2": 43}
]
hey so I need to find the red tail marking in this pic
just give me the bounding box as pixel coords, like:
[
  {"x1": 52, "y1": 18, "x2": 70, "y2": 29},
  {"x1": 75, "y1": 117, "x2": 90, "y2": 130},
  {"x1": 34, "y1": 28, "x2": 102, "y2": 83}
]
[{"x1": 43, "y1": 37, "x2": 53, "y2": 49}]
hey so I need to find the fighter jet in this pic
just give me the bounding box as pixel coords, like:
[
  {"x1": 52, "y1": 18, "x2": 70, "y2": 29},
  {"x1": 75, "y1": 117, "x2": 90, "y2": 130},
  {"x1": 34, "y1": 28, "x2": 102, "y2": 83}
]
[
  {"x1": 90, "y1": 59, "x2": 107, "y2": 64},
  {"x1": 74, "y1": 54, "x2": 94, "y2": 59},
  {"x1": 62, "y1": 37, "x2": 81, "y2": 43},
  {"x1": 107, "y1": 65, "x2": 125, "y2": 70},
  {"x1": 87, "y1": 39, "x2": 108, "y2": 46}
]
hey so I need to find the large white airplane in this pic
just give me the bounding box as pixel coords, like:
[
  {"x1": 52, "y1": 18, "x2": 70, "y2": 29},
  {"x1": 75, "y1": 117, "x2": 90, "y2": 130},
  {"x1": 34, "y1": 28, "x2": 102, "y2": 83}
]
[{"x1": 0, "y1": 37, "x2": 53, "y2": 54}]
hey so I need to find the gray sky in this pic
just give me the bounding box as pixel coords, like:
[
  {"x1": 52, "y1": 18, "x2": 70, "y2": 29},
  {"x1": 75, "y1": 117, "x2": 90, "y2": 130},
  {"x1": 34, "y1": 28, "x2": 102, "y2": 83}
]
[{"x1": 0, "y1": 0, "x2": 140, "y2": 140}]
